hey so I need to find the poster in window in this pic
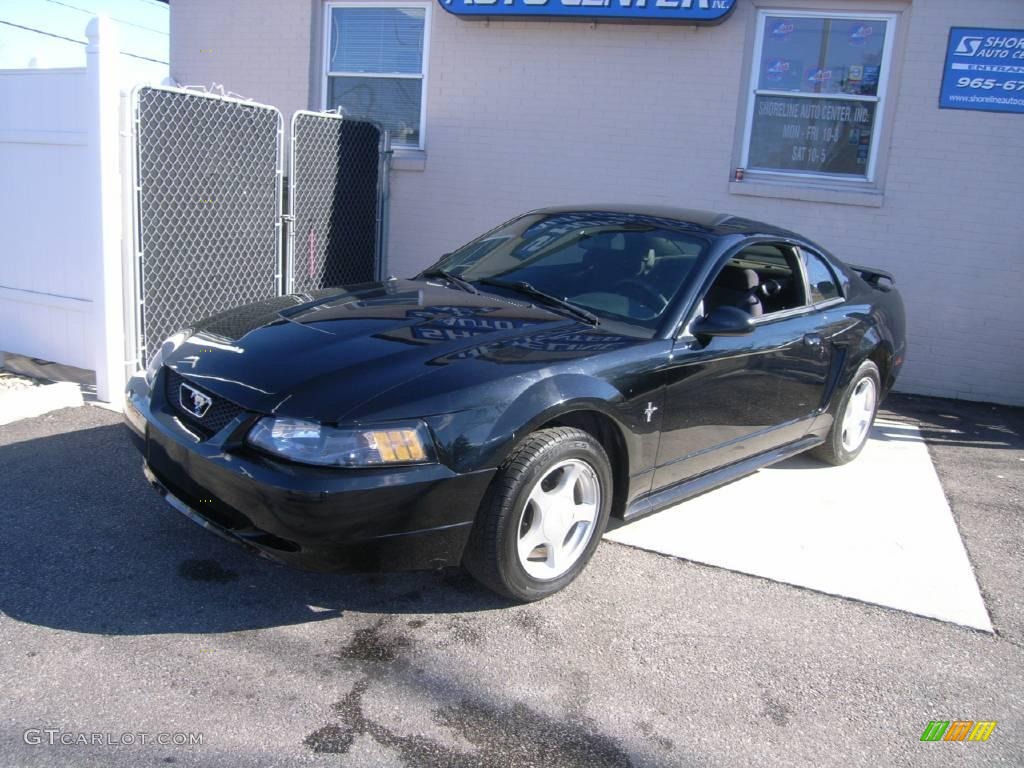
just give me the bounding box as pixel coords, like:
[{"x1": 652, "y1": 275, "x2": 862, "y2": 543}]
[
  {"x1": 758, "y1": 16, "x2": 887, "y2": 96},
  {"x1": 748, "y1": 96, "x2": 876, "y2": 176}
]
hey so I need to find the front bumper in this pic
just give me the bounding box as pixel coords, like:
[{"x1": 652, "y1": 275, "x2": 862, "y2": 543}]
[{"x1": 124, "y1": 372, "x2": 495, "y2": 572}]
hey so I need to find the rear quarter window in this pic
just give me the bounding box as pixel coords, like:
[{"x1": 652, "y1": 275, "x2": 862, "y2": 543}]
[{"x1": 802, "y1": 250, "x2": 842, "y2": 304}]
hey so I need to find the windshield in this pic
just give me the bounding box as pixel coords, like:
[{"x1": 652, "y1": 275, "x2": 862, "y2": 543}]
[{"x1": 431, "y1": 212, "x2": 709, "y2": 333}]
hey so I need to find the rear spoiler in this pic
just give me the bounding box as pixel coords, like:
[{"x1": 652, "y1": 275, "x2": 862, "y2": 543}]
[{"x1": 847, "y1": 263, "x2": 895, "y2": 289}]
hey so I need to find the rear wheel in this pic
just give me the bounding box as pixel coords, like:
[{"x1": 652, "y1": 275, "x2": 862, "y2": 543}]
[
  {"x1": 811, "y1": 359, "x2": 880, "y2": 466},
  {"x1": 463, "y1": 427, "x2": 612, "y2": 601}
]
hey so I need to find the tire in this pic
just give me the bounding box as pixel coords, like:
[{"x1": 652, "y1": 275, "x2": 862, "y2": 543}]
[
  {"x1": 811, "y1": 359, "x2": 881, "y2": 466},
  {"x1": 463, "y1": 427, "x2": 613, "y2": 601}
]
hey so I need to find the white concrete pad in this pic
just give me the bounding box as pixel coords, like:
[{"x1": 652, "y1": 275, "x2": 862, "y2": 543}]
[
  {"x1": 605, "y1": 421, "x2": 993, "y2": 632},
  {"x1": 0, "y1": 381, "x2": 84, "y2": 426}
]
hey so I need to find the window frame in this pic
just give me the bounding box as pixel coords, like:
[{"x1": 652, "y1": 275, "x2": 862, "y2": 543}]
[
  {"x1": 740, "y1": 8, "x2": 898, "y2": 185},
  {"x1": 798, "y1": 247, "x2": 846, "y2": 307},
  {"x1": 677, "y1": 241, "x2": 849, "y2": 340},
  {"x1": 321, "y1": 0, "x2": 432, "y2": 151},
  {"x1": 731, "y1": 244, "x2": 809, "y2": 322}
]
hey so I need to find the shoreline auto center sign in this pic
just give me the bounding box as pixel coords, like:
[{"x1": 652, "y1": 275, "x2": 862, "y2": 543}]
[
  {"x1": 439, "y1": 0, "x2": 734, "y2": 23},
  {"x1": 940, "y1": 28, "x2": 1024, "y2": 114}
]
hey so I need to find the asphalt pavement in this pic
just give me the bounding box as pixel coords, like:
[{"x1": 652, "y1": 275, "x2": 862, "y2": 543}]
[{"x1": 0, "y1": 394, "x2": 1020, "y2": 767}]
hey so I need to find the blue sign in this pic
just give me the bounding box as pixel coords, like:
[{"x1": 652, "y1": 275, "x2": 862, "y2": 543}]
[
  {"x1": 439, "y1": 0, "x2": 735, "y2": 24},
  {"x1": 940, "y1": 27, "x2": 1024, "y2": 114}
]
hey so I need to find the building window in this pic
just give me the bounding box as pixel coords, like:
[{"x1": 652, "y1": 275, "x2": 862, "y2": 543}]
[
  {"x1": 741, "y1": 10, "x2": 897, "y2": 183},
  {"x1": 324, "y1": 2, "x2": 429, "y2": 150}
]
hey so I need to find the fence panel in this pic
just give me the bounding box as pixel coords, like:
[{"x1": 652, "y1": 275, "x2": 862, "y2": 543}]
[
  {"x1": 0, "y1": 67, "x2": 94, "y2": 370},
  {"x1": 287, "y1": 112, "x2": 388, "y2": 293},
  {"x1": 131, "y1": 86, "x2": 282, "y2": 365}
]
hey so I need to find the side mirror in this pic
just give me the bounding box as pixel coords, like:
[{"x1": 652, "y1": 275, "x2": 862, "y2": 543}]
[{"x1": 690, "y1": 306, "x2": 755, "y2": 338}]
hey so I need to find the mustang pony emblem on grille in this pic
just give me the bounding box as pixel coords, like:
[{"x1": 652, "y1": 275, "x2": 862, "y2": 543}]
[{"x1": 180, "y1": 382, "x2": 213, "y2": 419}]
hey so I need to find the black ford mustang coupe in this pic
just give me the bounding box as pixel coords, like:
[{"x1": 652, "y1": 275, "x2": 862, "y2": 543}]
[{"x1": 125, "y1": 207, "x2": 906, "y2": 600}]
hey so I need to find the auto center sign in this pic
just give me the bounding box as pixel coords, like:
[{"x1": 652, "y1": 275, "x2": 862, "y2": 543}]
[
  {"x1": 940, "y1": 27, "x2": 1024, "y2": 114},
  {"x1": 440, "y1": 0, "x2": 735, "y2": 23}
]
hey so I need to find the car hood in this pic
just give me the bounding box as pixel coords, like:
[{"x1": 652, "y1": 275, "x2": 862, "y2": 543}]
[{"x1": 163, "y1": 279, "x2": 628, "y2": 421}]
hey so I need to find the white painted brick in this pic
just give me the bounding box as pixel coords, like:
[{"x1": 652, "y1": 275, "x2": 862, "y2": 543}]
[{"x1": 171, "y1": 0, "x2": 1024, "y2": 405}]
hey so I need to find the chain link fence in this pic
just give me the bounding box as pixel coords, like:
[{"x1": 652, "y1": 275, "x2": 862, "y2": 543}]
[
  {"x1": 287, "y1": 111, "x2": 388, "y2": 293},
  {"x1": 128, "y1": 89, "x2": 389, "y2": 368},
  {"x1": 131, "y1": 86, "x2": 283, "y2": 365}
]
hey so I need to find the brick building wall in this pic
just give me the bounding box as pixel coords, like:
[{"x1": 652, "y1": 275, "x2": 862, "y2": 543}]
[{"x1": 170, "y1": 0, "x2": 1024, "y2": 405}]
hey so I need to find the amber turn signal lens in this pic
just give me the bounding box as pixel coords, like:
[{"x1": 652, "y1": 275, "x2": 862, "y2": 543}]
[{"x1": 369, "y1": 429, "x2": 428, "y2": 462}]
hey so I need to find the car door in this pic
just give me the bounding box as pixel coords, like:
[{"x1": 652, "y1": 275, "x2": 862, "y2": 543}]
[{"x1": 651, "y1": 243, "x2": 835, "y2": 491}]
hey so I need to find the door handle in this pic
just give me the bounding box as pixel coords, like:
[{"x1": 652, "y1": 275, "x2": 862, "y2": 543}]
[{"x1": 803, "y1": 333, "x2": 823, "y2": 347}]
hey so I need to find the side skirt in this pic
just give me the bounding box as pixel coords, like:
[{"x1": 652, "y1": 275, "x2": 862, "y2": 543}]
[{"x1": 622, "y1": 435, "x2": 824, "y2": 523}]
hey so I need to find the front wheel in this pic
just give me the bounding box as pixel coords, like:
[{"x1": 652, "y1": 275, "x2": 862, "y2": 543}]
[
  {"x1": 463, "y1": 427, "x2": 612, "y2": 601},
  {"x1": 811, "y1": 359, "x2": 881, "y2": 466}
]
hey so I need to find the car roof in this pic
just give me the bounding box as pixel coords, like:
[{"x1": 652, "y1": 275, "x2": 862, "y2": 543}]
[{"x1": 529, "y1": 204, "x2": 807, "y2": 241}]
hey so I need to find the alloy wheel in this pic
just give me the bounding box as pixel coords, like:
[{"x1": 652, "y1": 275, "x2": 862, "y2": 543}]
[
  {"x1": 840, "y1": 376, "x2": 877, "y2": 452},
  {"x1": 516, "y1": 458, "x2": 601, "y2": 580}
]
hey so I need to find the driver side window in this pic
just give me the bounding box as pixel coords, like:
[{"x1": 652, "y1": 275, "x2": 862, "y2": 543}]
[{"x1": 701, "y1": 244, "x2": 806, "y2": 319}]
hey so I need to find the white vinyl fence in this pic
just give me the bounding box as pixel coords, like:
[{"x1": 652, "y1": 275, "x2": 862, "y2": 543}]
[
  {"x1": 0, "y1": 18, "x2": 126, "y2": 405},
  {"x1": 0, "y1": 16, "x2": 387, "y2": 410}
]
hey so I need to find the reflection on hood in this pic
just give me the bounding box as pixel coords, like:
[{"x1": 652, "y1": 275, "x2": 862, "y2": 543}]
[{"x1": 429, "y1": 329, "x2": 636, "y2": 366}]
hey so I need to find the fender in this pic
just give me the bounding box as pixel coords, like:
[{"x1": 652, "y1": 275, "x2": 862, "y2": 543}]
[
  {"x1": 848, "y1": 323, "x2": 884, "y2": 383},
  {"x1": 812, "y1": 317, "x2": 890, "y2": 436},
  {"x1": 484, "y1": 373, "x2": 641, "y2": 471},
  {"x1": 850, "y1": 312, "x2": 898, "y2": 394}
]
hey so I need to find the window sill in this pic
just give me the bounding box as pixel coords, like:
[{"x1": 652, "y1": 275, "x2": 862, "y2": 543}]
[
  {"x1": 728, "y1": 179, "x2": 884, "y2": 208},
  {"x1": 390, "y1": 149, "x2": 427, "y2": 172}
]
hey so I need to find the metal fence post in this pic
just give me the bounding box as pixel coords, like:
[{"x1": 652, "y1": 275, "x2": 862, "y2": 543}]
[{"x1": 377, "y1": 129, "x2": 391, "y2": 282}]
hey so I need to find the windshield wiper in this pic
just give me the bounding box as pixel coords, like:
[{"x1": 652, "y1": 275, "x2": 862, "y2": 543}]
[
  {"x1": 421, "y1": 268, "x2": 479, "y2": 294},
  {"x1": 477, "y1": 278, "x2": 598, "y2": 325}
]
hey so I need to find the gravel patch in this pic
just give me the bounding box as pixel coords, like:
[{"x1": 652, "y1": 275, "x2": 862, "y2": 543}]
[{"x1": 0, "y1": 369, "x2": 44, "y2": 394}]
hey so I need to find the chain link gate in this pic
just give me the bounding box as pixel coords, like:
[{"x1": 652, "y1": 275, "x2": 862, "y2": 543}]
[
  {"x1": 287, "y1": 111, "x2": 390, "y2": 293},
  {"x1": 129, "y1": 85, "x2": 284, "y2": 367},
  {"x1": 128, "y1": 89, "x2": 389, "y2": 368}
]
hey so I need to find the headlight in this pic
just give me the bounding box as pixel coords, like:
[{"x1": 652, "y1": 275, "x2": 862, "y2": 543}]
[
  {"x1": 247, "y1": 417, "x2": 436, "y2": 467},
  {"x1": 144, "y1": 331, "x2": 188, "y2": 388}
]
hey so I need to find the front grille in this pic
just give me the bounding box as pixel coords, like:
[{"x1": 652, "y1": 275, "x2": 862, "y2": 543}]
[{"x1": 164, "y1": 368, "x2": 245, "y2": 436}]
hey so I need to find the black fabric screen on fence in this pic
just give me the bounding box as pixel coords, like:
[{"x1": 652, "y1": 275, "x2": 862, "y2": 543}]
[{"x1": 289, "y1": 114, "x2": 382, "y2": 293}]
